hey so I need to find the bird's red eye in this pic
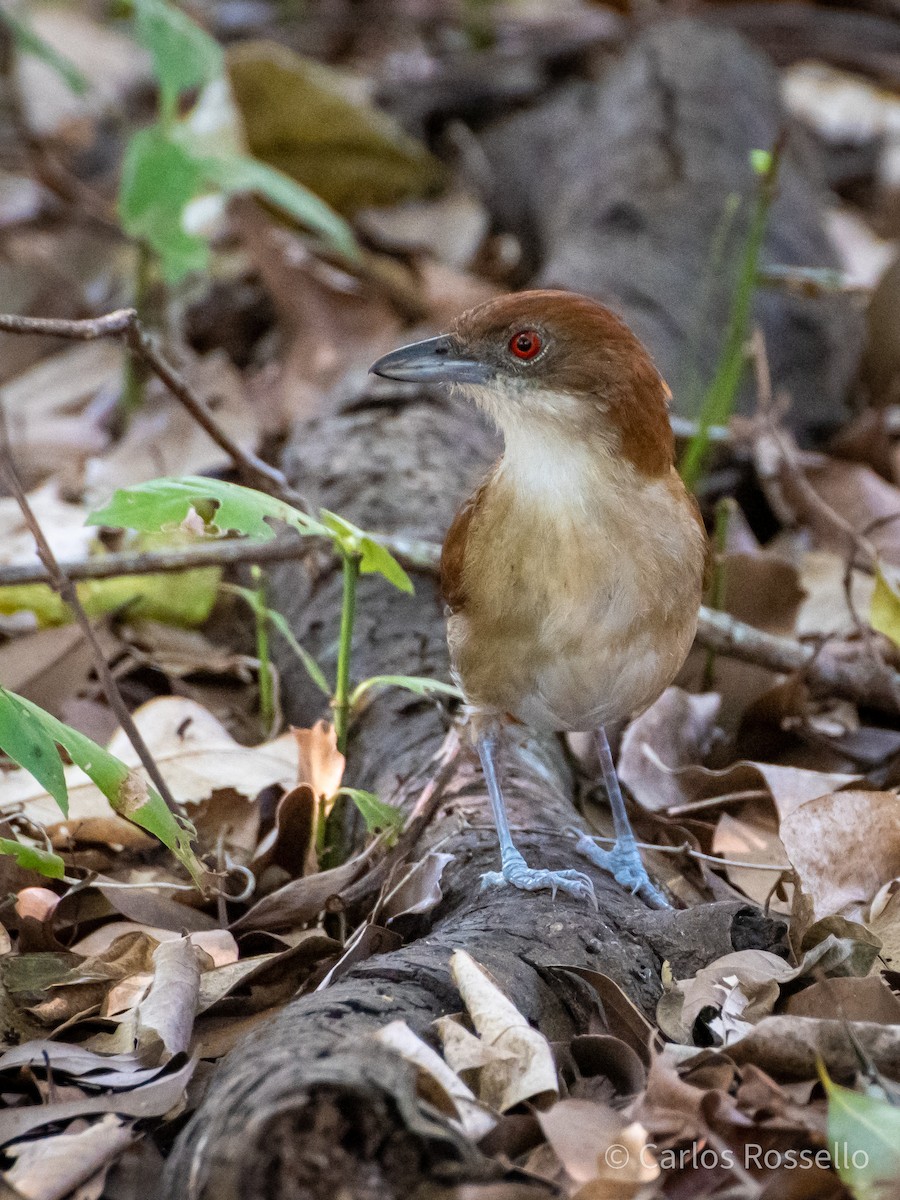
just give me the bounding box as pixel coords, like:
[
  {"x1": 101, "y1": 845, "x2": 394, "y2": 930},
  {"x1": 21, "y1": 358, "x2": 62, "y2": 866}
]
[{"x1": 509, "y1": 330, "x2": 542, "y2": 360}]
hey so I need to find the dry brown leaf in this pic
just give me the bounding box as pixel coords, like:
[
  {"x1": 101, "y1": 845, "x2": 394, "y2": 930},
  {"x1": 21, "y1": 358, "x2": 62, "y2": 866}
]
[
  {"x1": 867, "y1": 887, "x2": 900, "y2": 972},
  {"x1": 84, "y1": 352, "x2": 259, "y2": 505},
  {"x1": 71, "y1": 924, "x2": 237, "y2": 967},
  {"x1": 374, "y1": 1019, "x2": 496, "y2": 1141},
  {"x1": 676, "y1": 951, "x2": 798, "y2": 1039},
  {"x1": 618, "y1": 687, "x2": 721, "y2": 812},
  {"x1": 446, "y1": 949, "x2": 558, "y2": 1112},
  {"x1": 293, "y1": 720, "x2": 345, "y2": 800},
  {"x1": 712, "y1": 809, "x2": 791, "y2": 910},
  {"x1": 785, "y1": 457, "x2": 900, "y2": 566},
  {"x1": 382, "y1": 851, "x2": 455, "y2": 922},
  {"x1": 129, "y1": 936, "x2": 201, "y2": 1061},
  {"x1": 780, "y1": 790, "x2": 900, "y2": 921},
  {"x1": 784, "y1": 975, "x2": 900, "y2": 1022},
  {"x1": 659, "y1": 757, "x2": 860, "y2": 821},
  {"x1": 537, "y1": 1099, "x2": 658, "y2": 1198},
  {"x1": 229, "y1": 845, "x2": 376, "y2": 933}
]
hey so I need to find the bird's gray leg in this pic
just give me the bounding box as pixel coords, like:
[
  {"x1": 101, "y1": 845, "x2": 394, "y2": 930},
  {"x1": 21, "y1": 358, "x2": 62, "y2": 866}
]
[
  {"x1": 477, "y1": 730, "x2": 596, "y2": 905},
  {"x1": 574, "y1": 725, "x2": 670, "y2": 908}
]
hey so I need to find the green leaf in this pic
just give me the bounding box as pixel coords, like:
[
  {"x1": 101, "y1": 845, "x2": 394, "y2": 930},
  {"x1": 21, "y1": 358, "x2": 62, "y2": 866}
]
[
  {"x1": 266, "y1": 609, "x2": 332, "y2": 696},
  {"x1": 222, "y1": 583, "x2": 332, "y2": 697},
  {"x1": 131, "y1": 0, "x2": 223, "y2": 125},
  {"x1": 198, "y1": 152, "x2": 358, "y2": 260},
  {"x1": 118, "y1": 127, "x2": 207, "y2": 283},
  {"x1": 0, "y1": 838, "x2": 65, "y2": 880},
  {"x1": 350, "y1": 674, "x2": 462, "y2": 709},
  {"x1": 0, "y1": 690, "x2": 204, "y2": 886},
  {"x1": 870, "y1": 561, "x2": 900, "y2": 649},
  {"x1": 821, "y1": 1066, "x2": 900, "y2": 1200},
  {"x1": 88, "y1": 476, "x2": 328, "y2": 541},
  {"x1": 0, "y1": 11, "x2": 89, "y2": 94},
  {"x1": 0, "y1": 690, "x2": 68, "y2": 814},
  {"x1": 321, "y1": 512, "x2": 413, "y2": 593},
  {"x1": 336, "y1": 787, "x2": 403, "y2": 842}
]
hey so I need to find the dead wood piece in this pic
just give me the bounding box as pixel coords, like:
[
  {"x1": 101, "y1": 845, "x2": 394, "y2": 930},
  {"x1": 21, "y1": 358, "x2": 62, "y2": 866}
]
[
  {"x1": 162, "y1": 392, "x2": 786, "y2": 1198},
  {"x1": 476, "y1": 18, "x2": 863, "y2": 437}
]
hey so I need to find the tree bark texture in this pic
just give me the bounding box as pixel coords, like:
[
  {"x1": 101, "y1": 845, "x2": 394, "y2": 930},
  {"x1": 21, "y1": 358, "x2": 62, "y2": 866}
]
[{"x1": 162, "y1": 390, "x2": 787, "y2": 1199}]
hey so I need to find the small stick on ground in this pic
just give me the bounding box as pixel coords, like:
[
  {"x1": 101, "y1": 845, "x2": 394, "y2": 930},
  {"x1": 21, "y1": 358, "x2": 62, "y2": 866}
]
[
  {"x1": 0, "y1": 412, "x2": 183, "y2": 816},
  {"x1": 0, "y1": 308, "x2": 309, "y2": 510}
]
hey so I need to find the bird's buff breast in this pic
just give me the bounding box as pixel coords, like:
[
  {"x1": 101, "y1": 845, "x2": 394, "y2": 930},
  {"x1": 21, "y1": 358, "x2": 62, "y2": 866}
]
[{"x1": 447, "y1": 466, "x2": 706, "y2": 733}]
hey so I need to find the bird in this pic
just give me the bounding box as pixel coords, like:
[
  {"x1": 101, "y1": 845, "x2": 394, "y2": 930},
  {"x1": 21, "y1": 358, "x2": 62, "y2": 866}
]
[{"x1": 370, "y1": 290, "x2": 708, "y2": 907}]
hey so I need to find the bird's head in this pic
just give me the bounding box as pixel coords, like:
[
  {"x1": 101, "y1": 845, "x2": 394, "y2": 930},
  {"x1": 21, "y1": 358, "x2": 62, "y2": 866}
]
[{"x1": 370, "y1": 290, "x2": 674, "y2": 477}]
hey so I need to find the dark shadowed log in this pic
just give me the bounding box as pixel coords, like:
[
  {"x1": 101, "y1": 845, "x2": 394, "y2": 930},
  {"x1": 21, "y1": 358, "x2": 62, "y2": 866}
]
[
  {"x1": 476, "y1": 18, "x2": 863, "y2": 438},
  {"x1": 162, "y1": 389, "x2": 787, "y2": 1199}
]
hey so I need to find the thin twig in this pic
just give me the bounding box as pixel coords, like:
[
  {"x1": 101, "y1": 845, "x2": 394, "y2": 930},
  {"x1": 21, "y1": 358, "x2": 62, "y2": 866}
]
[
  {"x1": 0, "y1": 535, "x2": 309, "y2": 587},
  {"x1": 577, "y1": 832, "x2": 789, "y2": 872},
  {"x1": 0, "y1": 308, "x2": 308, "y2": 508},
  {"x1": 0, "y1": 411, "x2": 183, "y2": 816}
]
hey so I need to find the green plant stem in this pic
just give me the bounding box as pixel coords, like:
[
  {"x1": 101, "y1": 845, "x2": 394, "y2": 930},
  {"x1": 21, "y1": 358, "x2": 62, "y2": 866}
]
[
  {"x1": 251, "y1": 566, "x2": 275, "y2": 733},
  {"x1": 333, "y1": 550, "x2": 361, "y2": 756},
  {"x1": 680, "y1": 141, "x2": 783, "y2": 491},
  {"x1": 702, "y1": 496, "x2": 733, "y2": 690}
]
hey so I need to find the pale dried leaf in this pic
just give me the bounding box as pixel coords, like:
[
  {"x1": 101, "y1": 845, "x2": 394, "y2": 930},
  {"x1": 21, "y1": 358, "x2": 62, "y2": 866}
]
[
  {"x1": 449, "y1": 949, "x2": 558, "y2": 1111},
  {"x1": 780, "y1": 790, "x2": 900, "y2": 922},
  {"x1": 5, "y1": 1114, "x2": 134, "y2": 1200},
  {"x1": 374, "y1": 1019, "x2": 496, "y2": 1141},
  {"x1": 133, "y1": 936, "x2": 201, "y2": 1061},
  {"x1": 537, "y1": 1099, "x2": 658, "y2": 1195}
]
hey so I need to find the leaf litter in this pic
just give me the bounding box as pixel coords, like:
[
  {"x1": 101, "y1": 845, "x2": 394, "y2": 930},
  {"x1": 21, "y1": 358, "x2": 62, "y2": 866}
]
[{"x1": 3, "y1": 2, "x2": 900, "y2": 1197}]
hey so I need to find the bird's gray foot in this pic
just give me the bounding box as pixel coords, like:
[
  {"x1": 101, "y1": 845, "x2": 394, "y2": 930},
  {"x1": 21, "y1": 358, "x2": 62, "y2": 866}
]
[
  {"x1": 481, "y1": 847, "x2": 597, "y2": 906},
  {"x1": 574, "y1": 831, "x2": 670, "y2": 909}
]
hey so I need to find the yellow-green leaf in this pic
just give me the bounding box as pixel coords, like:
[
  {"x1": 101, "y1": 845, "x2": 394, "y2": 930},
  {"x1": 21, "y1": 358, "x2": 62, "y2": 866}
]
[
  {"x1": 870, "y1": 560, "x2": 900, "y2": 648},
  {"x1": 227, "y1": 40, "x2": 445, "y2": 215},
  {"x1": 820, "y1": 1063, "x2": 900, "y2": 1199}
]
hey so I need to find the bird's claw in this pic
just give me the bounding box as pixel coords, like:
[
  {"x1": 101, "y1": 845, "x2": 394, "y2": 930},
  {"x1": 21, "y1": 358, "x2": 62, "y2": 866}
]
[
  {"x1": 481, "y1": 849, "x2": 597, "y2": 907},
  {"x1": 573, "y1": 832, "x2": 670, "y2": 909}
]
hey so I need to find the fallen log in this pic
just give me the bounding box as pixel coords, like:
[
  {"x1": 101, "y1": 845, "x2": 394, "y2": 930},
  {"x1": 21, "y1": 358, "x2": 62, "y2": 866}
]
[
  {"x1": 162, "y1": 391, "x2": 787, "y2": 1198},
  {"x1": 476, "y1": 18, "x2": 863, "y2": 438}
]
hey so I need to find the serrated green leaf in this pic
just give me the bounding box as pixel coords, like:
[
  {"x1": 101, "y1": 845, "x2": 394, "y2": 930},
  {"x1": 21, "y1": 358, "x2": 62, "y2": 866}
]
[
  {"x1": 3, "y1": 691, "x2": 204, "y2": 886},
  {"x1": 320, "y1": 512, "x2": 413, "y2": 593},
  {"x1": 198, "y1": 152, "x2": 358, "y2": 260},
  {"x1": 88, "y1": 476, "x2": 328, "y2": 541},
  {"x1": 0, "y1": 838, "x2": 65, "y2": 880},
  {"x1": 132, "y1": 0, "x2": 222, "y2": 125},
  {"x1": 0, "y1": 11, "x2": 89, "y2": 94},
  {"x1": 870, "y1": 561, "x2": 900, "y2": 649},
  {"x1": 350, "y1": 674, "x2": 462, "y2": 709},
  {"x1": 0, "y1": 690, "x2": 68, "y2": 814},
  {"x1": 337, "y1": 787, "x2": 403, "y2": 843},
  {"x1": 821, "y1": 1065, "x2": 900, "y2": 1200},
  {"x1": 118, "y1": 127, "x2": 207, "y2": 283}
]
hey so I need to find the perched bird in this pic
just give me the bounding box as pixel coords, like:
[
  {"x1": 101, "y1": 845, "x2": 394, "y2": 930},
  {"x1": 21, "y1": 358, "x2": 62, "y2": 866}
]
[{"x1": 370, "y1": 290, "x2": 707, "y2": 907}]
